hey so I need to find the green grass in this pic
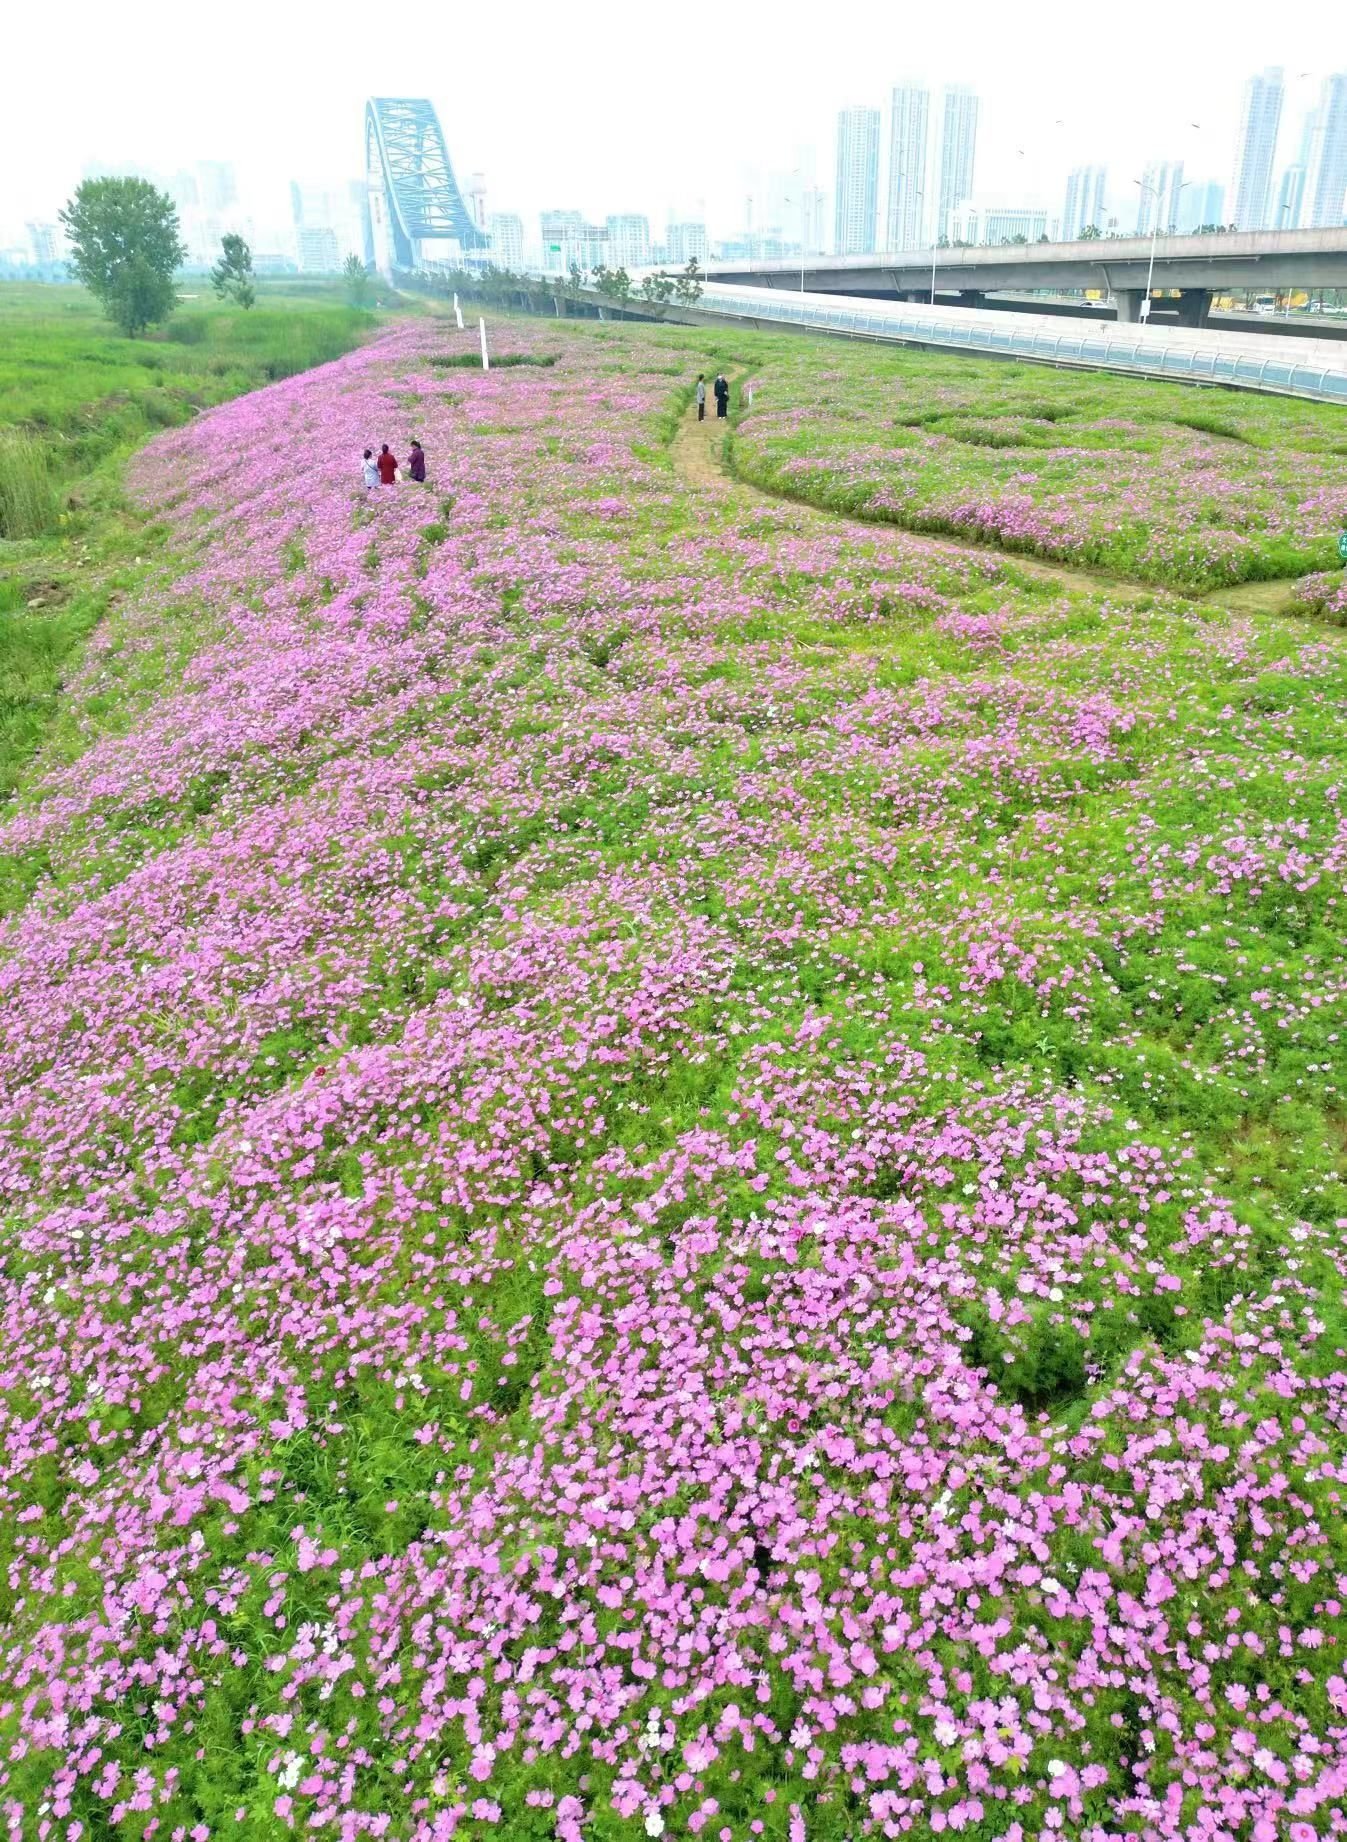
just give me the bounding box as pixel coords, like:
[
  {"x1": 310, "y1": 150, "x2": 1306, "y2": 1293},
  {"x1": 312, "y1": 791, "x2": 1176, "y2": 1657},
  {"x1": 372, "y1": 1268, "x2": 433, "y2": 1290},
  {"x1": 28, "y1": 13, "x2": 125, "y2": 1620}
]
[
  {"x1": 428, "y1": 351, "x2": 558, "y2": 370},
  {"x1": 0, "y1": 282, "x2": 376, "y2": 515},
  {"x1": 0, "y1": 280, "x2": 378, "y2": 799},
  {"x1": 729, "y1": 340, "x2": 1347, "y2": 591}
]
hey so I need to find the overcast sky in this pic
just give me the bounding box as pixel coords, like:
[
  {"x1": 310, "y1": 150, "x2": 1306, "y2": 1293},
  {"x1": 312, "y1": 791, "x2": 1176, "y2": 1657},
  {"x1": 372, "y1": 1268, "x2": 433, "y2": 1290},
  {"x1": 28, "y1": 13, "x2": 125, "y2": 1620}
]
[{"x1": 5, "y1": 0, "x2": 1343, "y2": 241}]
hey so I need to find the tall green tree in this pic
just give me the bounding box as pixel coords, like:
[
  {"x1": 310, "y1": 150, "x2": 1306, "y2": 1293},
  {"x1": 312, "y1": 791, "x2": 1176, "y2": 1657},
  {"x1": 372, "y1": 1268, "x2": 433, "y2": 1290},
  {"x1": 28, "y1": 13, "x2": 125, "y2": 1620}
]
[
  {"x1": 343, "y1": 253, "x2": 372, "y2": 306},
  {"x1": 674, "y1": 259, "x2": 703, "y2": 306},
  {"x1": 59, "y1": 177, "x2": 185, "y2": 336},
  {"x1": 211, "y1": 233, "x2": 256, "y2": 309},
  {"x1": 640, "y1": 273, "x2": 675, "y2": 315}
]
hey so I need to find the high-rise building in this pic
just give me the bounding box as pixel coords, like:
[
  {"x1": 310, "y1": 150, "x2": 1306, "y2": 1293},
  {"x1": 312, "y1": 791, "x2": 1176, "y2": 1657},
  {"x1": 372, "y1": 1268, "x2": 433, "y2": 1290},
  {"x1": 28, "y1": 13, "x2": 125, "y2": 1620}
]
[
  {"x1": 950, "y1": 203, "x2": 1048, "y2": 246},
  {"x1": 540, "y1": 210, "x2": 584, "y2": 271},
  {"x1": 1135, "y1": 160, "x2": 1185, "y2": 234},
  {"x1": 290, "y1": 182, "x2": 337, "y2": 229},
  {"x1": 935, "y1": 85, "x2": 979, "y2": 241},
  {"x1": 884, "y1": 83, "x2": 929, "y2": 250},
  {"x1": 1273, "y1": 164, "x2": 1307, "y2": 229},
  {"x1": 666, "y1": 221, "x2": 709, "y2": 264},
  {"x1": 605, "y1": 214, "x2": 651, "y2": 269},
  {"x1": 1303, "y1": 74, "x2": 1347, "y2": 229},
  {"x1": 197, "y1": 161, "x2": 238, "y2": 214},
  {"x1": 833, "y1": 107, "x2": 880, "y2": 255},
  {"x1": 1230, "y1": 68, "x2": 1284, "y2": 230},
  {"x1": 26, "y1": 222, "x2": 62, "y2": 265},
  {"x1": 488, "y1": 212, "x2": 525, "y2": 268},
  {"x1": 1179, "y1": 179, "x2": 1226, "y2": 233},
  {"x1": 348, "y1": 180, "x2": 374, "y2": 267},
  {"x1": 290, "y1": 182, "x2": 367, "y2": 267},
  {"x1": 554, "y1": 223, "x2": 608, "y2": 271},
  {"x1": 1062, "y1": 165, "x2": 1107, "y2": 240},
  {"x1": 167, "y1": 170, "x2": 200, "y2": 212},
  {"x1": 464, "y1": 173, "x2": 488, "y2": 234},
  {"x1": 296, "y1": 226, "x2": 340, "y2": 272}
]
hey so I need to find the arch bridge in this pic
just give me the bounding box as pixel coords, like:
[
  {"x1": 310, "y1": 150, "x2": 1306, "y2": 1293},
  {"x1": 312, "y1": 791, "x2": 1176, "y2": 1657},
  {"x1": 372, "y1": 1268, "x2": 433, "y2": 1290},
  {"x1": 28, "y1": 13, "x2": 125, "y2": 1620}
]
[{"x1": 365, "y1": 97, "x2": 487, "y2": 273}]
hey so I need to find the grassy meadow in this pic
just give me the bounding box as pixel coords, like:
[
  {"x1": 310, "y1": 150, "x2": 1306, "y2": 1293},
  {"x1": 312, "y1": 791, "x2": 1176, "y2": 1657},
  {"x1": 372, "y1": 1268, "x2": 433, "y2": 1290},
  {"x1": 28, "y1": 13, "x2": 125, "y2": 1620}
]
[
  {"x1": 0, "y1": 280, "x2": 376, "y2": 798},
  {"x1": 1, "y1": 309, "x2": 1346, "y2": 1835},
  {"x1": 728, "y1": 339, "x2": 1347, "y2": 591}
]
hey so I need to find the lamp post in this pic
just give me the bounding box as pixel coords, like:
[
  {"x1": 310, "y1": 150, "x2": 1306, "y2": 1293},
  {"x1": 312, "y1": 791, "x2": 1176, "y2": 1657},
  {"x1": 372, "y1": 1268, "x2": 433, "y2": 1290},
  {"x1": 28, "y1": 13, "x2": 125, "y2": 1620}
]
[
  {"x1": 896, "y1": 185, "x2": 932, "y2": 302},
  {"x1": 1132, "y1": 175, "x2": 1192, "y2": 321},
  {"x1": 782, "y1": 173, "x2": 821, "y2": 294}
]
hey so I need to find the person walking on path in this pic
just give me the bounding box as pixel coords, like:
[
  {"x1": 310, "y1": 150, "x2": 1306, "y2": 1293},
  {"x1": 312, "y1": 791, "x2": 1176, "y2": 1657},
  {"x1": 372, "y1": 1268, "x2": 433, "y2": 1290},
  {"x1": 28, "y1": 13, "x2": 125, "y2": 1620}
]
[
  {"x1": 407, "y1": 439, "x2": 427, "y2": 483},
  {"x1": 695, "y1": 375, "x2": 707, "y2": 422},
  {"x1": 714, "y1": 372, "x2": 729, "y2": 419},
  {"x1": 376, "y1": 444, "x2": 399, "y2": 486},
  {"x1": 361, "y1": 449, "x2": 379, "y2": 490}
]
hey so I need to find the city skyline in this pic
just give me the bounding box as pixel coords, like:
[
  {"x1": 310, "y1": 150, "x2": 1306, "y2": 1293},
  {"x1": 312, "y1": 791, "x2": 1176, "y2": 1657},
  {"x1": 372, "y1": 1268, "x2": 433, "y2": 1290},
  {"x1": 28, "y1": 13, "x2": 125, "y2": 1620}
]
[{"x1": 7, "y1": 9, "x2": 1347, "y2": 271}]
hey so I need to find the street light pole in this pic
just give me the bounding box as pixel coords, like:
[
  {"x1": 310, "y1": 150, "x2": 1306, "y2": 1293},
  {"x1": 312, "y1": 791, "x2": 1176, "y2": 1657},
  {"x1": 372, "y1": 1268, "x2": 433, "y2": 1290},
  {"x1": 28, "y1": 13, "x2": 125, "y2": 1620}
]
[{"x1": 1133, "y1": 175, "x2": 1192, "y2": 323}]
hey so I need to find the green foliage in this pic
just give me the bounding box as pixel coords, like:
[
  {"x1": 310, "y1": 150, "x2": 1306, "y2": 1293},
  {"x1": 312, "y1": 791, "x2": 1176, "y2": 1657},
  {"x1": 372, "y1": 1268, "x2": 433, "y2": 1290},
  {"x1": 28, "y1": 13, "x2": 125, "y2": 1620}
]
[
  {"x1": 674, "y1": 258, "x2": 704, "y2": 305},
  {"x1": 640, "y1": 272, "x2": 676, "y2": 314},
  {"x1": 0, "y1": 281, "x2": 375, "y2": 803},
  {"x1": 592, "y1": 263, "x2": 633, "y2": 303},
  {"x1": 343, "y1": 252, "x2": 372, "y2": 306},
  {"x1": 731, "y1": 337, "x2": 1347, "y2": 590},
  {"x1": 0, "y1": 432, "x2": 59, "y2": 539},
  {"x1": 211, "y1": 232, "x2": 256, "y2": 310},
  {"x1": 59, "y1": 177, "x2": 186, "y2": 336},
  {"x1": 428, "y1": 351, "x2": 556, "y2": 370}
]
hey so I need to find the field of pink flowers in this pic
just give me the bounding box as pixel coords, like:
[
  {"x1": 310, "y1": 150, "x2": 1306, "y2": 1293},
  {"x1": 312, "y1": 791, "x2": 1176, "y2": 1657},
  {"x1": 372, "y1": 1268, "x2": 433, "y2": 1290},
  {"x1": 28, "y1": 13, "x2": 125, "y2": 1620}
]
[
  {"x1": 729, "y1": 344, "x2": 1347, "y2": 592},
  {"x1": 1, "y1": 314, "x2": 1347, "y2": 1842}
]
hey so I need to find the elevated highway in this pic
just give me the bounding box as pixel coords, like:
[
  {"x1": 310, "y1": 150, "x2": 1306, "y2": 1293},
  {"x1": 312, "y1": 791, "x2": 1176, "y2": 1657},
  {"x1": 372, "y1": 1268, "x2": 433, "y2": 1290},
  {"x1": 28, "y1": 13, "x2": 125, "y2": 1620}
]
[{"x1": 705, "y1": 228, "x2": 1347, "y2": 326}]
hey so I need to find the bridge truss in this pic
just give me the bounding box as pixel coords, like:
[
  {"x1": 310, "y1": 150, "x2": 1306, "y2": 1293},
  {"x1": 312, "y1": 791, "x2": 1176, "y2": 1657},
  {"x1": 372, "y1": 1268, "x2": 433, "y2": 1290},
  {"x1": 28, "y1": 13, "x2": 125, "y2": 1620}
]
[{"x1": 365, "y1": 97, "x2": 487, "y2": 272}]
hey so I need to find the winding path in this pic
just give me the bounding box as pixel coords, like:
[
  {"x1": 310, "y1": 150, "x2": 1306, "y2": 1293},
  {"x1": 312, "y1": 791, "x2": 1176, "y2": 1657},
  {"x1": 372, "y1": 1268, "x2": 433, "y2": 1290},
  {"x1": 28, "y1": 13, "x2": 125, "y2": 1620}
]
[{"x1": 670, "y1": 392, "x2": 1306, "y2": 616}]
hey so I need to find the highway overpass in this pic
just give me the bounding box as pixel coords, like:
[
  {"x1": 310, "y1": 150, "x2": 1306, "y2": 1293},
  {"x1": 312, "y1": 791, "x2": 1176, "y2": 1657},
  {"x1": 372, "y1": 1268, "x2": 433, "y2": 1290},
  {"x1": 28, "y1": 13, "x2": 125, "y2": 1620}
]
[{"x1": 705, "y1": 227, "x2": 1347, "y2": 326}]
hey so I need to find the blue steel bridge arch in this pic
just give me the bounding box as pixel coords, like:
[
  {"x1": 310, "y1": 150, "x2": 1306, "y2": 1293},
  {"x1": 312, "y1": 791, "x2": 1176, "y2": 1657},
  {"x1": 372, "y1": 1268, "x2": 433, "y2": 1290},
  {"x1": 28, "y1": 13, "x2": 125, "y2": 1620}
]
[{"x1": 365, "y1": 97, "x2": 487, "y2": 271}]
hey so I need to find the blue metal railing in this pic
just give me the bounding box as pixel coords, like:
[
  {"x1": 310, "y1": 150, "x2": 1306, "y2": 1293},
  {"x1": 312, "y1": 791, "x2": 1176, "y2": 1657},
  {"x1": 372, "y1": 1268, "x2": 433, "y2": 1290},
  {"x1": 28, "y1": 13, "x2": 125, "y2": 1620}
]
[{"x1": 694, "y1": 284, "x2": 1347, "y2": 406}]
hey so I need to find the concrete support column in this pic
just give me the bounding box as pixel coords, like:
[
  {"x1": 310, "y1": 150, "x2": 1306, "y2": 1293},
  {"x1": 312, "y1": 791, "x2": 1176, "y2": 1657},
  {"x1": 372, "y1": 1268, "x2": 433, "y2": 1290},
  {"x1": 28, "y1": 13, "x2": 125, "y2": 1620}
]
[
  {"x1": 1175, "y1": 288, "x2": 1212, "y2": 328},
  {"x1": 1113, "y1": 289, "x2": 1144, "y2": 324},
  {"x1": 960, "y1": 290, "x2": 987, "y2": 309}
]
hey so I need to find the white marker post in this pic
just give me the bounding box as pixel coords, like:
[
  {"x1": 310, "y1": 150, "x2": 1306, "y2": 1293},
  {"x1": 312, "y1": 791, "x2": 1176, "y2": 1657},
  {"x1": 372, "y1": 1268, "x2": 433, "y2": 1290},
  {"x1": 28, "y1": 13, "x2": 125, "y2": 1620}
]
[
  {"x1": 479, "y1": 317, "x2": 490, "y2": 371},
  {"x1": 453, "y1": 293, "x2": 464, "y2": 330}
]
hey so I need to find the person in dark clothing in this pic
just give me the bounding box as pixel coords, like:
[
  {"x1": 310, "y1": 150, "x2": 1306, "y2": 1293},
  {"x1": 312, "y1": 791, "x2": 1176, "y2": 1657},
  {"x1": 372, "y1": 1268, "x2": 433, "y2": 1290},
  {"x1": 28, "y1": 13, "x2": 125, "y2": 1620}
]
[
  {"x1": 714, "y1": 373, "x2": 729, "y2": 419},
  {"x1": 376, "y1": 444, "x2": 399, "y2": 485},
  {"x1": 407, "y1": 440, "x2": 427, "y2": 483}
]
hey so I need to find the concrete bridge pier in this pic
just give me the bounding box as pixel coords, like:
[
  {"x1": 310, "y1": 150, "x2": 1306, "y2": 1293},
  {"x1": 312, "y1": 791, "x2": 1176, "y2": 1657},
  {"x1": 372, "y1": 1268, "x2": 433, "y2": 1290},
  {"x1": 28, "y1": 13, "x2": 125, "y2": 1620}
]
[
  {"x1": 960, "y1": 290, "x2": 987, "y2": 309},
  {"x1": 1114, "y1": 289, "x2": 1145, "y2": 324},
  {"x1": 1175, "y1": 288, "x2": 1212, "y2": 327}
]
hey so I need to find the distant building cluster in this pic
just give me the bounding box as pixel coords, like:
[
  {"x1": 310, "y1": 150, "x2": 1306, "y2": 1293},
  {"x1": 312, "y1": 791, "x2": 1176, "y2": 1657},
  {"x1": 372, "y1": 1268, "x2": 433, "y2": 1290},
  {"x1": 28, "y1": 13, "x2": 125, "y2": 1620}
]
[
  {"x1": 816, "y1": 61, "x2": 1347, "y2": 263},
  {"x1": 830, "y1": 81, "x2": 981, "y2": 256},
  {"x1": 6, "y1": 63, "x2": 1347, "y2": 289}
]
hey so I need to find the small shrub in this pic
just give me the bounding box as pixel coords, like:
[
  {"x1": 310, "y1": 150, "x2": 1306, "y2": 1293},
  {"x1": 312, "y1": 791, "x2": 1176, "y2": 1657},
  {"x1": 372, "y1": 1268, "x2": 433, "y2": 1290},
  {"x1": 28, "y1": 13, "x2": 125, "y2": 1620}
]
[{"x1": 428, "y1": 352, "x2": 558, "y2": 370}]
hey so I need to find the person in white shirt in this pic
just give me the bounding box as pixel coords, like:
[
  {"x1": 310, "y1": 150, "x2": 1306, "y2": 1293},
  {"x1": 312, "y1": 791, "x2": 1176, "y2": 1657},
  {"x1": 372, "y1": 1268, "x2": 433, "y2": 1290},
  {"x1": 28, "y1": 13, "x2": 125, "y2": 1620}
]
[
  {"x1": 361, "y1": 449, "x2": 379, "y2": 490},
  {"x1": 695, "y1": 375, "x2": 707, "y2": 422}
]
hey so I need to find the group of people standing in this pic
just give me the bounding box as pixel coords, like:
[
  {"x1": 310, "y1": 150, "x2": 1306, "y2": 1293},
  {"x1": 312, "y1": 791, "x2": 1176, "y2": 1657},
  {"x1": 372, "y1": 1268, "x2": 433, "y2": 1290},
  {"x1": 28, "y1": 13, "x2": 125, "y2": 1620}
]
[
  {"x1": 361, "y1": 441, "x2": 427, "y2": 490},
  {"x1": 695, "y1": 373, "x2": 730, "y2": 422}
]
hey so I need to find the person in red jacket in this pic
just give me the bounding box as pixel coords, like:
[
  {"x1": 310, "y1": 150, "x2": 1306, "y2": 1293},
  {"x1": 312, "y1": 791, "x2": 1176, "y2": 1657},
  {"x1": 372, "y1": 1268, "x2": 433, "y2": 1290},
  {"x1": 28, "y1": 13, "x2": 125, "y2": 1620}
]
[{"x1": 376, "y1": 444, "x2": 398, "y2": 485}]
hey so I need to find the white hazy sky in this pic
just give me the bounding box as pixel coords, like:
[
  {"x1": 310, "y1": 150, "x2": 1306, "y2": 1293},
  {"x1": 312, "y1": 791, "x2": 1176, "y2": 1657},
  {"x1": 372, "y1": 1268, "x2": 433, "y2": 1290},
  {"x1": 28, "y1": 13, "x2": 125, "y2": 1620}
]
[{"x1": 4, "y1": 0, "x2": 1343, "y2": 240}]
